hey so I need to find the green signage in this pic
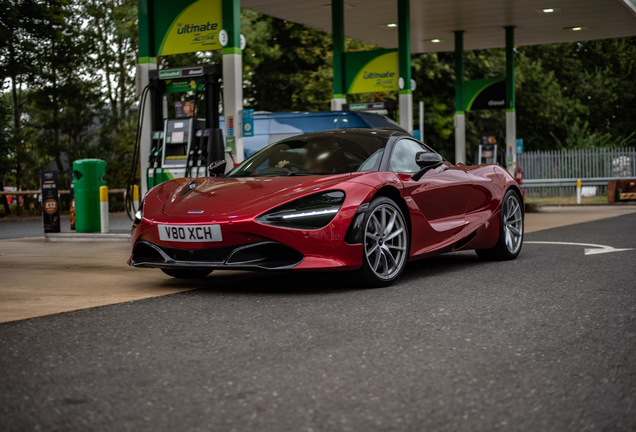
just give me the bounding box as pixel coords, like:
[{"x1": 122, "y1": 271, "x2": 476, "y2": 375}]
[
  {"x1": 159, "y1": 69, "x2": 181, "y2": 79},
  {"x1": 139, "y1": 0, "x2": 223, "y2": 59},
  {"x1": 344, "y1": 49, "x2": 398, "y2": 94},
  {"x1": 164, "y1": 78, "x2": 204, "y2": 94},
  {"x1": 465, "y1": 78, "x2": 506, "y2": 111}
]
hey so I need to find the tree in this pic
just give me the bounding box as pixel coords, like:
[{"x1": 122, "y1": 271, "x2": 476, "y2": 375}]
[
  {"x1": 0, "y1": 96, "x2": 13, "y2": 215},
  {"x1": 0, "y1": 0, "x2": 64, "y2": 214},
  {"x1": 27, "y1": 0, "x2": 101, "y2": 178},
  {"x1": 241, "y1": 12, "x2": 334, "y2": 112},
  {"x1": 82, "y1": 0, "x2": 138, "y2": 133}
]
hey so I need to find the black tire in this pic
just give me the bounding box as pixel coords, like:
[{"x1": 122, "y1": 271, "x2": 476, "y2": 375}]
[
  {"x1": 358, "y1": 196, "x2": 410, "y2": 288},
  {"x1": 161, "y1": 268, "x2": 213, "y2": 279},
  {"x1": 476, "y1": 189, "x2": 524, "y2": 261}
]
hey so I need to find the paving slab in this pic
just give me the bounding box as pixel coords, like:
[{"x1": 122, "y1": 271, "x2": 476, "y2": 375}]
[
  {"x1": 0, "y1": 239, "x2": 254, "y2": 323},
  {"x1": 525, "y1": 204, "x2": 636, "y2": 233}
]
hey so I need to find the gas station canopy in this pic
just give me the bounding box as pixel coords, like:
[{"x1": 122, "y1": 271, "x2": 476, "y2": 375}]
[{"x1": 242, "y1": 0, "x2": 636, "y2": 53}]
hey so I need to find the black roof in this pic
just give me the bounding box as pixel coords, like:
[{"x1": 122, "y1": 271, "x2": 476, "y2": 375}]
[{"x1": 291, "y1": 128, "x2": 410, "y2": 141}]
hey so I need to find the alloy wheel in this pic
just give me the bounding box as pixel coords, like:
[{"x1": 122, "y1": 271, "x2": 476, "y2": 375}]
[
  {"x1": 503, "y1": 195, "x2": 523, "y2": 254},
  {"x1": 364, "y1": 204, "x2": 408, "y2": 280}
]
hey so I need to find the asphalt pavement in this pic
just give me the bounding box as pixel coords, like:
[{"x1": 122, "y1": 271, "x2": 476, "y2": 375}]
[{"x1": 0, "y1": 213, "x2": 635, "y2": 431}]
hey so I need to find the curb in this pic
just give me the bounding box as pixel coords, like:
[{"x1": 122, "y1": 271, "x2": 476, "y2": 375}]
[
  {"x1": 0, "y1": 212, "x2": 130, "y2": 224},
  {"x1": 45, "y1": 232, "x2": 131, "y2": 243}
]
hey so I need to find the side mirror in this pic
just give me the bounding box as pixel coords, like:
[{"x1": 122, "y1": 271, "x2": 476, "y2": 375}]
[
  {"x1": 415, "y1": 152, "x2": 443, "y2": 168},
  {"x1": 208, "y1": 160, "x2": 227, "y2": 177},
  {"x1": 412, "y1": 152, "x2": 444, "y2": 181}
]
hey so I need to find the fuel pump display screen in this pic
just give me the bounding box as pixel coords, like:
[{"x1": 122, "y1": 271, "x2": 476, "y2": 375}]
[{"x1": 163, "y1": 119, "x2": 193, "y2": 167}]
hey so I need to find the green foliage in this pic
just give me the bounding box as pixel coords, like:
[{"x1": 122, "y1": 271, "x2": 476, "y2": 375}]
[
  {"x1": 0, "y1": 96, "x2": 13, "y2": 179},
  {"x1": 409, "y1": 39, "x2": 636, "y2": 160},
  {"x1": 241, "y1": 12, "x2": 334, "y2": 112},
  {"x1": 410, "y1": 52, "x2": 455, "y2": 160},
  {"x1": 550, "y1": 119, "x2": 635, "y2": 149},
  {"x1": 516, "y1": 39, "x2": 636, "y2": 150}
]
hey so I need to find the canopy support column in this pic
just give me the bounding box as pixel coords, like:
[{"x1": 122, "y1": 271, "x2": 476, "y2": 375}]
[
  {"x1": 398, "y1": 0, "x2": 412, "y2": 133},
  {"x1": 454, "y1": 30, "x2": 465, "y2": 164},
  {"x1": 137, "y1": 0, "x2": 156, "y2": 196},
  {"x1": 222, "y1": 0, "x2": 244, "y2": 162},
  {"x1": 331, "y1": 0, "x2": 346, "y2": 110},
  {"x1": 505, "y1": 26, "x2": 516, "y2": 174}
]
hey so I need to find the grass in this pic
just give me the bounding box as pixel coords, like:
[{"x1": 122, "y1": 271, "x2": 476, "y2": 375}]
[{"x1": 524, "y1": 195, "x2": 609, "y2": 205}]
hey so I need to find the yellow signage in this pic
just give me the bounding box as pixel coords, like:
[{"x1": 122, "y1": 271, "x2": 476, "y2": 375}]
[
  {"x1": 345, "y1": 50, "x2": 398, "y2": 94},
  {"x1": 158, "y1": 0, "x2": 223, "y2": 56}
]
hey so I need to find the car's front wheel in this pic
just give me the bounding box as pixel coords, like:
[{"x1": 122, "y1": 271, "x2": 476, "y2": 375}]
[
  {"x1": 476, "y1": 189, "x2": 524, "y2": 260},
  {"x1": 359, "y1": 197, "x2": 409, "y2": 287},
  {"x1": 161, "y1": 268, "x2": 213, "y2": 279}
]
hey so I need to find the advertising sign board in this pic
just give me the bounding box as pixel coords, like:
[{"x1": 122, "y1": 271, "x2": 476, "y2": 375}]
[
  {"x1": 40, "y1": 170, "x2": 60, "y2": 233},
  {"x1": 344, "y1": 49, "x2": 398, "y2": 94},
  {"x1": 465, "y1": 79, "x2": 506, "y2": 111},
  {"x1": 242, "y1": 109, "x2": 254, "y2": 137},
  {"x1": 140, "y1": 0, "x2": 223, "y2": 58}
]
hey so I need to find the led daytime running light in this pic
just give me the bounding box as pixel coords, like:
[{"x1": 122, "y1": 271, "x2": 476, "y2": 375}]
[{"x1": 282, "y1": 209, "x2": 339, "y2": 219}]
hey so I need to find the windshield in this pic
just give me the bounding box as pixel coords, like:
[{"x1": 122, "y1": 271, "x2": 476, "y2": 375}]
[{"x1": 226, "y1": 132, "x2": 388, "y2": 177}]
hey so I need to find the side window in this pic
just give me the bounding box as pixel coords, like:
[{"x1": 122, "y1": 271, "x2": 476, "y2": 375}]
[{"x1": 389, "y1": 139, "x2": 428, "y2": 173}]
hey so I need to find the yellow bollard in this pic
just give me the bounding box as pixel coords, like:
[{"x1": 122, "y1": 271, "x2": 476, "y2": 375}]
[
  {"x1": 100, "y1": 186, "x2": 109, "y2": 233},
  {"x1": 576, "y1": 179, "x2": 582, "y2": 205}
]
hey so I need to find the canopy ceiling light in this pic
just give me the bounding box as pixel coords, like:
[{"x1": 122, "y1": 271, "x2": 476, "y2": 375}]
[{"x1": 537, "y1": 7, "x2": 563, "y2": 13}]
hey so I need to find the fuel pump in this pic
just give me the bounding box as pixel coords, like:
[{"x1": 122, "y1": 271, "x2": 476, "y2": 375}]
[
  {"x1": 476, "y1": 131, "x2": 506, "y2": 166},
  {"x1": 145, "y1": 65, "x2": 224, "y2": 189}
]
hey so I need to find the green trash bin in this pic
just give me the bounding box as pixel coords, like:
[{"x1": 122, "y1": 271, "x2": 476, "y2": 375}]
[{"x1": 73, "y1": 159, "x2": 107, "y2": 233}]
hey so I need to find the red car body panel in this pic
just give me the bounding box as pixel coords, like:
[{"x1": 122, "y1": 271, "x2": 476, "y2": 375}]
[{"x1": 129, "y1": 130, "x2": 522, "y2": 273}]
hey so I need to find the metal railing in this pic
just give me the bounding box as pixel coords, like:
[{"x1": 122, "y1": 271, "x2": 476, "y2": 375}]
[
  {"x1": 518, "y1": 147, "x2": 636, "y2": 180},
  {"x1": 518, "y1": 147, "x2": 635, "y2": 197},
  {"x1": 0, "y1": 188, "x2": 126, "y2": 197}
]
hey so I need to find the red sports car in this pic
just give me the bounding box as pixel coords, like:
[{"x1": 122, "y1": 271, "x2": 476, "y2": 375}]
[{"x1": 129, "y1": 129, "x2": 524, "y2": 287}]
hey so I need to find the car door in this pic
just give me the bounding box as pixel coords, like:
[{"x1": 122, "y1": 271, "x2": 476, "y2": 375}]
[{"x1": 389, "y1": 138, "x2": 473, "y2": 248}]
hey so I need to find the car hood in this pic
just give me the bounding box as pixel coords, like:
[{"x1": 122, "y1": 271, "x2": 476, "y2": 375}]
[{"x1": 162, "y1": 173, "x2": 368, "y2": 218}]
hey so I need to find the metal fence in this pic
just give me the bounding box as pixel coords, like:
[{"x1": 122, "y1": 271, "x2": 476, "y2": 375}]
[
  {"x1": 518, "y1": 147, "x2": 636, "y2": 180},
  {"x1": 517, "y1": 147, "x2": 636, "y2": 197}
]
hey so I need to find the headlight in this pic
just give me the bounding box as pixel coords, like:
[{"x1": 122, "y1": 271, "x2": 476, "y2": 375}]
[
  {"x1": 256, "y1": 191, "x2": 345, "y2": 230},
  {"x1": 133, "y1": 202, "x2": 143, "y2": 227}
]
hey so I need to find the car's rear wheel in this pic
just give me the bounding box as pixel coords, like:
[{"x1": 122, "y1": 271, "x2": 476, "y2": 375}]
[
  {"x1": 161, "y1": 268, "x2": 213, "y2": 279},
  {"x1": 359, "y1": 197, "x2": 409, "y2": 287},
  {"x1": 476, "y1": 189, "x2": 524, "y2": 260}
]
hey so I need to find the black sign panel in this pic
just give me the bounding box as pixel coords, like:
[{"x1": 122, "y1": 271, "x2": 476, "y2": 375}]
[
  {"x1": 181, "y1": 67, "x2": 204, "y2": 77},
  {"x1": 343, "y1": 101, "x2": 398, "y2": 111},
  {"x1": 40, "y1": 170, "x2": 60, "y2": 233},
  {"x1": 471, "y1": 81, "x2": 506, "y2": 110},
  {"x1": 70, "y1": 177, "x2": 75, "y2": 230}
]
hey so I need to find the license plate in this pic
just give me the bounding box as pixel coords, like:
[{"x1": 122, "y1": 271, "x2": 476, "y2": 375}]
[{"x1": 158, "y1": 224, "x2": 222, "y2": 242}]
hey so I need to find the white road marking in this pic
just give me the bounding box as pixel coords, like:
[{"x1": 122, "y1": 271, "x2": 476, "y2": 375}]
[{"x1": 525, "y1": 241, "x2": 635, "y2": 256}]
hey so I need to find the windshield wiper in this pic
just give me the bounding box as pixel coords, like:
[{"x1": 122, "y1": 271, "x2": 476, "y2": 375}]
[{"x1": 288, "y1": 172, "x2": 331, "y2": 176}]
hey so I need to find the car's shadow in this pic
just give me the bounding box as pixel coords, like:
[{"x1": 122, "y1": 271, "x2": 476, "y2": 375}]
[{"x1": 155, "y1": 250, "x2": 491, "y2": 296}]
